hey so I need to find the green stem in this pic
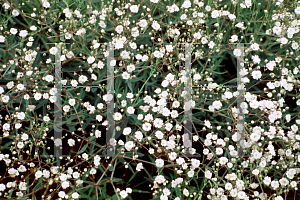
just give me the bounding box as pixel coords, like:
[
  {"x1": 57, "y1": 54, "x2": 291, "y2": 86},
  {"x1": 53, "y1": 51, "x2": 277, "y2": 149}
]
[{"x1": 132, "y1": 66, "x2": 156, "y2": 106}]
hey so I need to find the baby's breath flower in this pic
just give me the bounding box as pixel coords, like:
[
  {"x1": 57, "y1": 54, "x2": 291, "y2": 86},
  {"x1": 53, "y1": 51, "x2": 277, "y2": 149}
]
[{"x1": 0, "y1": 35, "x2": 5, "y2": 43}]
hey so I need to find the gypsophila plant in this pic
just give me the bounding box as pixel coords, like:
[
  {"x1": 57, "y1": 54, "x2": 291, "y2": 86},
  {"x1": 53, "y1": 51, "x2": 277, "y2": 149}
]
[{"x1": 0, "y1": 0, "x2": 300, "y2": 199}]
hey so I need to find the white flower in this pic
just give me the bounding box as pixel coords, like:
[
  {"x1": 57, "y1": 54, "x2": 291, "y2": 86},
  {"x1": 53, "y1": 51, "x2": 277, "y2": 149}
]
[
  {"x1": 129, "y1": 42, "x2": 137, "y2": 49},
  {"x1": 291, "y1": 181, "x2": 297, "y2": 188},
  {"x1": 17, "y1": 141, "x2": 24, "y2": 149},
  {"x1": 78, "y1": 75, "x2": 88, "y2": 84},
  {"x1": 70, "y1": 80, "x2": 79, "y2": 87},
  {"x1": 19, "y1": 30, "x2": 28, "y2": 38},
  {"x1": 142, "y1": 55, "x2": 149, "y2": 61},
  {"x1": 87, "y1": 56, "x2": 95, "y2": 64},
  {"x1": 97, "y1": 60, "x2": 105, "y2": 69},
  {"x1": 279, "y1": 177, "x2": 289, "y2": 186},
  {"x1": 96, "y1": 115, "x2": 103, "y2": 122},
  {"x1": 271, "y1": 180, "x2": 279, "y2": 189},
  {"x1": 235, "y1": 22, "x2": 245, "y2": 29},
  {"x1": 49, "y1": 96, "x2": 56, "y2": 103},
  {"x1": 294, "y1": 7, "x2": 300, "y2": 15},
  {"x1": 204, "y1": 120, "x2": 212, "y2": 129},
  {"x1": 115, "y1": 25, "x2": 123, "y2": 34},
  {"x1": 16, "y1": 112, "x2": 26, "y2": 120},
  {"x1": 69, "y1": 99, "x2": 76, "y2": 106},
  {"x1": 44, "y1": 75, "x2": 54, "y2": 82},
  {"x1": 233, "y1": 48, "x2": 242, "y2": 57},
  {"x1": 130, "y1": 5, "x2": 139, "y2": 13},
  {"x1": 16, "y1": 84, "x2": 24, "y2": 91},
  {"x1": 12, "y1": 9, "x2": 20, "y2": 17},
  {"x1": 168, "y1": 152, "x2": 177, "y2": 161},
  {"x1": 120, "y1": 190, "x2": 128, "y2": 199},
  {"x1": 138, "y1": 19, "x2": 148, "y2": 28},
  {"x1": 142, "y1": 122, "x2": 152, "y2": 131},
  {"x1": 162, "y1": 107, "x2": 170, "y2": 117},
  {"x1": 49, "y1": 47, "x2": 58, "y2": 55},
  {"x1": 2, "y1": 123, "x2": 10, "y2": 131},
  {"x1": 165, "y1": 123, "x2": 173, "y2": 131},
  {"x1": 54, "y1": 138, "x2": 62, "y2": 147},
  {"x1": 68, "y1": 139, "x2": 75, "y2": 146},
  {"x1": 152, "y1": 21, "x2": 160, "y2": 30},
  {"x1": 183, "y1": 188, "x2": 189, "y2": 197},
  {"x1": 10, "y1": 28, "x2": 18, "y2": 35},
  {"x1": 82, "y1": 153, "x2": 89, "y2": 160},
  {"x1": 252, "y1": 55, "x2": 261, "y2": 64},
  {"x1": 2, "y1": 3, "x2": 10, "y2": 9},
  {"x1": 7, "y1": 81, "x2": 14, "y2": 89},
  {"x1": 155, "y1": 175, "x2": 166, "y2": 184},
  {"x1": 208, "y1": 41, "x2": 215, "y2": 49},
  {"x1": 40, "y1": 168, "x2": 48, "y2": 176},
  {"x1": 150, "y1": 0, "x2": 159, "y2": 3},
  {"x1": 63, "y1": 105, "x2": 71, "y2": 112},
  {"x1": 278, "y1": 37, "x2": 288, "y2": 45},
  {"x1": 65, "y1": 32, "x2": 72, "y2": 39},
  {"x1": 250, "y1": 132, "x2": 261, "y2": 142},
  {"x1": 0, "y1": 35, "x2": 5, "y2": 43},
  {"x1": 250, "y1": 43, "x2": 259, "y2": 51},
  {"x1": 201, "y1": 37, "x2": 208, "y2": 44},
  {"x1": 230, "y1": 35, "x2": 238, "y2": 43},
  {"x1": 127, "y1": 106, "x2": 135, "y2": 114},
  {"x1": 153, "y1": 118, "x2": 163, "y2": 128},
  {"x1": 211, "y1": 10, "x2": 220, "y2": 18},
  {"x1": 8, "y1": 168, "x2": 19, "y2": 178},
  {"x1": 187, "y1": 170, "x2": 195, "y2": 177},
  {"x1": 122, "y1": 71, "x2": 130, "y2": 79},
  {"x1": 42, "y1": 0, "x2": 50, "y2": 8},
  {"x1": 114, "y1": 112, "x2": 122, "y2": 120},
  {"x1": 212, "y1": 100, "x2": 222, "y2": 110},
  {"x1": 273, "y1": 26, "x2": 282, "y2": 35},
  {"x1": 193, "y1": 32, "x2": 201, "y2": 39},
  {"x1": 23, "y1": 94, "x2": 30, "y2": 100},
  {"x1": 171, "y1": 110, "x2": 178, "y2": 118},
  {"x1": 121, "y1": 50, "x2": 130, "y2": 59},
  {"x1": 161, "y1": 80, "x2": 169, "y2": 87},
  {"x1": 125, "y1": 141, "x2": 135, "y2": 151},
  {"x1": 155, "y1": 130, "x2": 164, "y2": 139},
  {"x1": 219, "y1": 157, "x2": 228, "y2": 165},
  {"x1": 252, "y1": 169, "x2": 259, "y2": 175},
  {"x1": 95, "y1": 130, "x2": 101, "y2": 138},
  {"x1": 72, "y1": 192, "x2": 79, "y2": 199},
  {"x1": 245, "y1": 0, "x2": 252, "y2": 7},
  {"x1": 110, "y1": 59, "x2": 116, "y2": 66},
  {"x1": 274, "y1": 196, "x2": 283, "y2": 200},
  {"x1": 0, "y1": 183, "x2": 6, "y2": 191},
  {"x1": 251, "y1": 70, "x2": 262, "y2": 80},
  {"x1": 134, "y1": 131, "x2": 143, "y2": 140},
  {"x1": 113, "y1": 37, "x2": 126, "y2": 49},
  {"x1": 58, "y1": 191, "x2": 66, "y2": 198},
  {"x1": 76, "y1": 28, "x2": 86, "y2": 35},
  {"x1": 35, "y1": 171, "x2": 43, "y2": 179},
  {"x1": 225, "y1": 183, "x2": 232, "y2": 190},
  {"x1": 172, "y1": 101, "x2": 180, "y2": 108},
  {"x1": 127, "y1": 64, "x2": 135, "y2": 72},
  {"x1": 237, "y1": 191, "x2": 247, "y2": 199},
  {"x1": 182, "y1": 0, "x2": 191, "y2": 8},
  {"x1": 224, "y1": 91, "x2": 233, "y2": 99},
  {"x1": 29, "y1": 25, "x2": 37, "y2": 31},
  {"x1": 123, "y1": 127, "x2": 132, "y2": 136},
  {"x1": 292, "y1": 42, "x2": 299, "y2": 50},
  {"x1": 155, "y1": 159, "x2": 164, "y2": 168},
  {"x1": 215, "y1": 147, "x2": 223, "y2": 155},
  {"x1": 176, "y1": 157, "x2": 185, "y2": 165},
  {"x1": 66, "y1": 51, "x2": 74, "y2": 59}
]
